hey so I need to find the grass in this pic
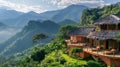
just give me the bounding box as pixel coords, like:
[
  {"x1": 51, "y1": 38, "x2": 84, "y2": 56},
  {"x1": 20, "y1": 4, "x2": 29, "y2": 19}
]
[
  {"x1": 60, "y1": 50, "x2": 87, "y2": 64},
  {"x1": 45, "y1": 50, "x2": 87, "y2": 65}
]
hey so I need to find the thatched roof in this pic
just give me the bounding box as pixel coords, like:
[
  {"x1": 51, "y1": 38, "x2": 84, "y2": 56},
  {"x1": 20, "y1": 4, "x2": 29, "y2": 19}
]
[
  {"x1": 94, "y1": 14, "x2": 120, "y2": 25},
  {"x1": 87, "y1": 30, "x2": 120, "y2": 40},
  {"x1": 68, "y1": 27, "x2": 96, "y2": 37}
]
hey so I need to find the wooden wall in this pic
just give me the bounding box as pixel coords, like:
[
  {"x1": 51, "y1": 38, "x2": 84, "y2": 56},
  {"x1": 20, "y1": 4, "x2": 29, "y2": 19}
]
[{"x1": 70, "y1": 36, "x2": 83, "y2": 42}]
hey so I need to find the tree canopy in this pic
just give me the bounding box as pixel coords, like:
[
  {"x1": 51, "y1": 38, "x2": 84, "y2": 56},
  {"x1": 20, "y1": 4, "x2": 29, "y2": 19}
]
[{"x1": 32, "y1": 33, "x2": 48, "y2": 43}]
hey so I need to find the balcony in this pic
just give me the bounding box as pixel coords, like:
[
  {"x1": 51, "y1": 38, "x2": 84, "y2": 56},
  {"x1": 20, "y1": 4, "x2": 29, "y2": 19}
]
[{"x1": 83, "y1": 47, "x2": 120, "y2": 59}]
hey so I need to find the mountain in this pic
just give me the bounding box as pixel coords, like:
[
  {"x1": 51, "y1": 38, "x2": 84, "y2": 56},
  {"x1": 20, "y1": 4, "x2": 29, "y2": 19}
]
[
  {"x1": 1, "y1": 11, "x2": 46, "y2": 27},
  {"x1": 0, "y1": 22, "x2": 7, "y2": 29},
  {"x1": 0, "y1": 20, "x2": 60, "y2": 55},
  {"x1": 0, "y1": 22, "x2": 21, "y2": 43},
  {"x1": 51, "y1": 5, "x2": 88, "y2": 22},
  {"x1": 0, "y1": 5, "x2": 88, "y2": 27},
  {"x1": 58, "y1": 19, "x2": 77, "y2": 26},
  {"x1": 0, "y1": 9, "x2": 23, "y2": 20}
]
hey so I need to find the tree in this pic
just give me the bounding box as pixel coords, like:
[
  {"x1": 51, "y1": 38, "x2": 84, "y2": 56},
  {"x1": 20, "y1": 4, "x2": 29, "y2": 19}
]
[
  {"x1": 56, "y1": 25, "x2": 78, "y2": 39},
  {"x1": 31, "y1": 48, "x2": 46, "y2": 62},
  {"x1": 32, "y1": 33, "x2": 48, "y2": 43}
]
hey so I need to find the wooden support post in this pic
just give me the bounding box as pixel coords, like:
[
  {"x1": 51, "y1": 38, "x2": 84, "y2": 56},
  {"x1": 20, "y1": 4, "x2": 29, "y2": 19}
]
[
  {"x1": 98, "y1": 40, "x2": 100, "y2": 47},
  {"x1": 107, "y1": 24, "x2": 109, "y2": 30},
  {"x1": 119, "y1": 42, "x2": 120, "y2": 51},
  {"x1": 89, "y1": 38, "x2": 93, "y2": 47},
  {"x1": 103, "y1": 40, "x2": 106, "y2": 49},
  {"x1": 112, "y1": 40, "x2": 115, "y2": 49},
  {"x1": 116, "y1": 24, "x2": 118, "y2": 30}
]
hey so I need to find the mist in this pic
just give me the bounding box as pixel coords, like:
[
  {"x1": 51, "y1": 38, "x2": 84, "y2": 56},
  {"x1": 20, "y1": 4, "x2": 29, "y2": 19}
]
[{"x1": 0, "y1": 28, "x2": 21, "y2": 43}]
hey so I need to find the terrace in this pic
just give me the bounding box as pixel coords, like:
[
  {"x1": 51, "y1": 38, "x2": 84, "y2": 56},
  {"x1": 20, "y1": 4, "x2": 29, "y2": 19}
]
[{"x1": 83, "y1": 47, "x2": 120, "y2": 59}]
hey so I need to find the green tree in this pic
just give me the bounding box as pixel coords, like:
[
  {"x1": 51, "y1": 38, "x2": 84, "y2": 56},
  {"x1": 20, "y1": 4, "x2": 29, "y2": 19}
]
[
  {"x1": 56, "y1": 25, "x2": 78, "y2": 39},
  {"x1": 32, "y1": 33, "x2": 48, "y2": 43}
]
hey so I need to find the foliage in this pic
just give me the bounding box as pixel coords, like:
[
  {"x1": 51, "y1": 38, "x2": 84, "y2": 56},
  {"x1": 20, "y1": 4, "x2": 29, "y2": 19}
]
[
  {"x1": 32, "y1": 33, "x2": 48, "y2": 43},
  {"x1": 87, "y1": 60, "x2": 103, "y2": 67},
  {"x1": 81, "y1": 2, "x2": 120, "y2": 25},
  {"x1": 31, "y1": 48, "x2": 46, "y2": 62},
  {"x1": 40, "y1": 50, "x2": 87, "y2": 67},
  {"x1": 115, "y1": 33, "x2": 120, "y2": 41},
  {"x1": 70, "y1": 48, "x2": 83, "y2": 57},
  {"x1": 56, "y1": 25, "x2": 78, "y2": 39}
]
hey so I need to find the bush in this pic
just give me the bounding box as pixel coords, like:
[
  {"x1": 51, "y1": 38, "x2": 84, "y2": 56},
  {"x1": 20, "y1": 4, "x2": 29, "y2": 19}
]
[
  {"x1": 87, "y1": 60, "x2": 103, "y2": 67},
  {"x1": 59, "y1": 57, "x2": 66, "y2": 64},
  {"x1": 31, "y1": 48, "x2": 46, "y2": 62},
  {"x1": 70, "y1": 48, "x2": 83, "y2": 57},
  {"x1": 64, "y1": 62, "x2": 84, "y2": 67}
]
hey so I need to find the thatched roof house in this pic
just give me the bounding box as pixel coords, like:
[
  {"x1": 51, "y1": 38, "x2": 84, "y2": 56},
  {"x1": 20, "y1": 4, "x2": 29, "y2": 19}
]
[
  {"x1": 87, "y1": 30, "x2": 120, "y2": 40},
  {"x1": 94, "y1": 14, "x2": 120, "y2": 25},
  {"x1": 68, "y1": 27, "x2": 96, "y2": 37}
]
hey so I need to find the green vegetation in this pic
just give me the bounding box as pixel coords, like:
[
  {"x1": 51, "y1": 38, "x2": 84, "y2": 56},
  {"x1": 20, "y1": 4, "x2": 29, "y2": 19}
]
[
  {"x1": 0, "y1": 23, "x2": 107, "y2": 67},
  {"x1": 87, "y1": 60, "x2": 103, "y2": 67},
  {"x1": 56, "y1": 25, "x2": 78, "y2": 39},
  {"x1": 115, "y1": 33, "x2": 120, "y2": 41},
  {"x1": 70, "y1": 48, "x2": 83, "y2": 57},
  {"x1": 32, "y1": 33, "x2": 48, "y2": 43},
  {"x1": 81, "y1": 2, "x2": 120, "y2": 25},
  {"x1": 40, "y1": 50, "x2": 87, "y2": 67}
]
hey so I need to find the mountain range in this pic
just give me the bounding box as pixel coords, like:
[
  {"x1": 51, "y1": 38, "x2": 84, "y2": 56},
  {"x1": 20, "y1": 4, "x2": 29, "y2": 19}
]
[{"x1": 0, "y1": 5, "x2": 88, "y2": 27}]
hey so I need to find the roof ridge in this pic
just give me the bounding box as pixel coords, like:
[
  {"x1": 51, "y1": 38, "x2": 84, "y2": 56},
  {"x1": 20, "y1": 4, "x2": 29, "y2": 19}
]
[{"x1": 110, "y1": 14, "x2": 120, "y2": 20}]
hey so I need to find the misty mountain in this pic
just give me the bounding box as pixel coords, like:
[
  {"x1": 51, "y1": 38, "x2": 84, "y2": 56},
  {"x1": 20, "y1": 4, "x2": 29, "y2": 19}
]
[
  {"x1": 1, "y1": 11, "x2": 47, "y2": 27},
  {"x1": 58, "y1": 19, "x2": 77, "y2": 26},
  {"x1": 51, "y1": 5, "x2": 88, "y2": 22},
  {"x1": 0, "y1": 9, "x2": 23, "y2": 20},
  {"x1": 0, "y1": 4, "x2": 88, "y2": 27},
  {"x1": 0, "y1": 22, "x2": 21, "y2": 43},
  {"x1": 0, "y1": 22, "x2": 7, "y2": 29},
  {"x1": 0, "y1": 20, "x2": 60, "y2": 55}
]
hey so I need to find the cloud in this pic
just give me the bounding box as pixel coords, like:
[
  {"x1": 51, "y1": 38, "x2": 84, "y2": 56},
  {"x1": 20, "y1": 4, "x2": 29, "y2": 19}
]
[
  {"x1": 0, "y1": 0, "x2": 47, "y2": 13},
  {"x1": 50, "y1": 0, "x2": 105, "y2": 8}
]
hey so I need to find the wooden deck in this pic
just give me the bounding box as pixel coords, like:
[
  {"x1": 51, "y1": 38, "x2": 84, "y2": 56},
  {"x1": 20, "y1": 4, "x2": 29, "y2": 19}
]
[{"x1": 83, "y1": 47, "x2": 120, "y2": 59}]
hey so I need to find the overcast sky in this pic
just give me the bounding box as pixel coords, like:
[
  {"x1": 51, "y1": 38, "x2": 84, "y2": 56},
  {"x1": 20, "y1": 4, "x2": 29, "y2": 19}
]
[{"x1": 0, "y1": 0, "x2": 120, "y2": 13}]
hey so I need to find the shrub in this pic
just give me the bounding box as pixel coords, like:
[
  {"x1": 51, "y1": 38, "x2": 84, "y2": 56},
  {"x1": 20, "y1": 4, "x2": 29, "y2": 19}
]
[
  {"x1": 59, "y1": 57, "x2": 66, "y2": 64},
  {"x1": 87, "y1": 60, "x2": 103, "y2": 67},
  {"x1": 70, "y1": 48, "x2": 83, "y2": 57}
]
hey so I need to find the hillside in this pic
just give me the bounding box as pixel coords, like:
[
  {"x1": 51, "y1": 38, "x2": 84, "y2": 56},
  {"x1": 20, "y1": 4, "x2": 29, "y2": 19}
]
[
  {"x1": 58, "y1": 19, "x2": 77, "y2": 26},
  {"x1": 0, "y1": 20, "x2": 60, "y2": 56},
  {"x1": 0, "y1": 22, "x2": 7, "y2": 29},
  {"x1": 81, "y1": 2, "x2": 120, "y2": 25}
]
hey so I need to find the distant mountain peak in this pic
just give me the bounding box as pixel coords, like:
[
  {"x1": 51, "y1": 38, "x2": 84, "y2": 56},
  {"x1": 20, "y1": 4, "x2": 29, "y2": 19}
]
[
  {"x1": 66, "y1": 4, "x2": 88, "y2": 9},
  {"x1": 27, "y1": 11, "x2": 38, "y2": 15}
]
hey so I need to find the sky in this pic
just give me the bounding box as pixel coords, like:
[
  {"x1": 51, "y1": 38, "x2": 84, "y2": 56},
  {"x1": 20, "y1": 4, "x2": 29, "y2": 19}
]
[{"x1": 0, "y1": 0, "x2": 120, "y2": 13}]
